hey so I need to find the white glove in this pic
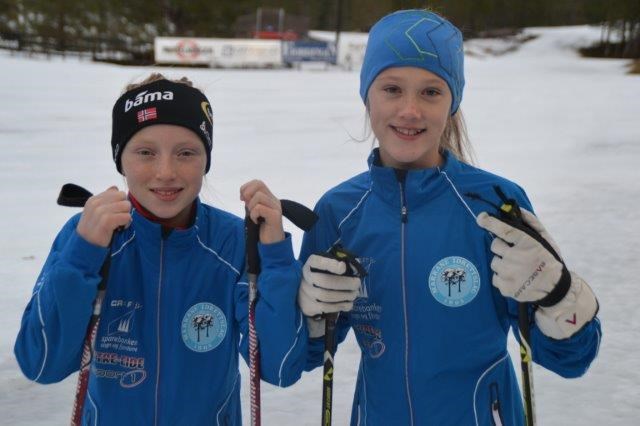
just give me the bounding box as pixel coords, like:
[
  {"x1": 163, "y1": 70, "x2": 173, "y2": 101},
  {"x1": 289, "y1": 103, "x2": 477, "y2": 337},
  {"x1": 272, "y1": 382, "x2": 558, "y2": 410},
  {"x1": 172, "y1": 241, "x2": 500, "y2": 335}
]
[
  {"x1": 298, "y1": 254, "x2": 361, "y2": 316},
  {"x1": 298, "y1": 253, "x2": 361, "y2": 337},
  {"x1": 535, "y1": 272, "x2": 598, "y2": 340},
  {"x1": 477, "y1": 208, "x2": 571, "y2": 306}
]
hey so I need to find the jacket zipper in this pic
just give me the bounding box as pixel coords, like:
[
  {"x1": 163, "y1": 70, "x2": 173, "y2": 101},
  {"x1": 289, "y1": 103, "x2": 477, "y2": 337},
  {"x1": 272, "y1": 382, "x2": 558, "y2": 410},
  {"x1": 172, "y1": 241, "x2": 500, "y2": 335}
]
[
  {"x1": 154, "y1": 235, "x2": 166, "y2": 426},
  {"x1": 396, "y1": 170, "x2": 414, "y2": 425},
  {"x1": 490, "y1": 382, "x2": 504, "y2": 426}
]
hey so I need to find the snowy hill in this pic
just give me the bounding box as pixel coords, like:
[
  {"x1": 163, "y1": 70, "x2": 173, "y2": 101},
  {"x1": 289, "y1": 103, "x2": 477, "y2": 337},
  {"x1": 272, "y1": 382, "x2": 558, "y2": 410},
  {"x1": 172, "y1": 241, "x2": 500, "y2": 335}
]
[{"x1": 1, "y1": 25, "x2": 639, "y2": 425}]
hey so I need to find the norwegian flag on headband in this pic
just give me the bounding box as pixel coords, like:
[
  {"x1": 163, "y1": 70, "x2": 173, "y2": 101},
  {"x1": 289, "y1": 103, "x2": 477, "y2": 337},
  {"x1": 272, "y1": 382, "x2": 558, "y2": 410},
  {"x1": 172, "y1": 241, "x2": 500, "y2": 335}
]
[{"x1": 137, "y1": 107, "x2": 157, "y2": 123}]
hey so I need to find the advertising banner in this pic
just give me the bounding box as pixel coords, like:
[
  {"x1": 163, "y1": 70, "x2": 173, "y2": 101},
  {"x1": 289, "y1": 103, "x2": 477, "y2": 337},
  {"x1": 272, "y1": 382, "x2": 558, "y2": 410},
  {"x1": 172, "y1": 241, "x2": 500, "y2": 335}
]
[{"x1": 282, "y1": 40, "x2": 337, "y2": 64}]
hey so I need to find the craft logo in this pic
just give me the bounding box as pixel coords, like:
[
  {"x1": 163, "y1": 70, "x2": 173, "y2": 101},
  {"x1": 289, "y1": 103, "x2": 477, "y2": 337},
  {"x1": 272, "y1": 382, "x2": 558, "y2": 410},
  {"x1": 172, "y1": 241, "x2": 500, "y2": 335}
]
[
  {"x1": 125, "y1": 90, "x2": 174, "y2": 112},
  {"x1": 428, "y1": 256, "x2": 480, "y2": 307},
  {"x1": 181, "y1": 302, "x2": 227, "y2": 352}
]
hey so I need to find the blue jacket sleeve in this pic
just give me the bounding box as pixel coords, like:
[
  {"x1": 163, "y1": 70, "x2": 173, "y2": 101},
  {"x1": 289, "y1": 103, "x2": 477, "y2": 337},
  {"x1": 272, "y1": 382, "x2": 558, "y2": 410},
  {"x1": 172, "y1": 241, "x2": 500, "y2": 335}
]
[
  {"x1": 507, "y1": 300, "x2": 602, "y2": 378},
  {"x1": 14, "y1": 215, "x2": 109, "y2": 383},
  {"x1": 505, "y1": 186, "x2": 603, "y2": 378},
  {"x1": 235, "y1": 234, "x2": 306, "y2": 387}
]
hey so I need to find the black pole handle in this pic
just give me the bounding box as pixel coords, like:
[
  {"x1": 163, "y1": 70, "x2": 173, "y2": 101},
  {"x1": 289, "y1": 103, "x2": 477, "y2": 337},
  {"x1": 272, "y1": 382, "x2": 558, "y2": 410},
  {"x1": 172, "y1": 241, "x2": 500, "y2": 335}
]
[
  {"x1": 281, "y1": 199, "x2": 318, "y2": 232},
  {"x1": 245, "y1": 215, "x2": 262, "y2": 275},
  {"x1": 57, "y1": 183, "x2": 93, "y2": 207}
]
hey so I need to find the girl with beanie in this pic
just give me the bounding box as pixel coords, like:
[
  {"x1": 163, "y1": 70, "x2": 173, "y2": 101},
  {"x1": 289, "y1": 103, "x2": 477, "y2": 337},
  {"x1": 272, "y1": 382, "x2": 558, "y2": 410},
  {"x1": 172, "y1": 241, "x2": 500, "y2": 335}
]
[
  {"x1": 296, "y1": 10, "x2": 601, "y2": 425},
  {"x1": 14, "y1": 74, "x2": 306, "y2": 425}
]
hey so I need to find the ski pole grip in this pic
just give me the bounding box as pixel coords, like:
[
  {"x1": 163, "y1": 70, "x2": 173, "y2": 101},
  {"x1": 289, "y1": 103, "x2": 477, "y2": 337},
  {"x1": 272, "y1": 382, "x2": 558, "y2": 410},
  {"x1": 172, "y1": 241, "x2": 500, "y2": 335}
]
[
  {"x1": 57, "y1": 183, "x2": 93, "y2": 207},
  {"x1": 245, "y1": 213, "x2": 261, "y2": 275},
  {"x1": 281, "y1": 199, "x2": 318, "y2": 231}
]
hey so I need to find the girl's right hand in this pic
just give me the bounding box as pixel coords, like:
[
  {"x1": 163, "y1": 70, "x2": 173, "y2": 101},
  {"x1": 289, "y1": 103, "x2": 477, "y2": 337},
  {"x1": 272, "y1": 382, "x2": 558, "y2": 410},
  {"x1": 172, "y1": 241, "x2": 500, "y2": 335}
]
[
  {"x1": 239, "y1": 180, "x2": 285, "y2": 245},
  {"x1": 76, "y1": 187, "x2": 131, "y2": 247}
]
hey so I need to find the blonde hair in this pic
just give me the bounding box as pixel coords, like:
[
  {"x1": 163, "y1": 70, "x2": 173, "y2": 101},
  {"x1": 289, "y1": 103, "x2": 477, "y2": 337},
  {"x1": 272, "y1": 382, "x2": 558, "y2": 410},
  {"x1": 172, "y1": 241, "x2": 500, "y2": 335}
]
[
  {"x1": 441, "y1": 109, "x2": 475, "y2": 164},
  {"x1": 123, "y1": 73, "x2": 196, "y2": 93}
]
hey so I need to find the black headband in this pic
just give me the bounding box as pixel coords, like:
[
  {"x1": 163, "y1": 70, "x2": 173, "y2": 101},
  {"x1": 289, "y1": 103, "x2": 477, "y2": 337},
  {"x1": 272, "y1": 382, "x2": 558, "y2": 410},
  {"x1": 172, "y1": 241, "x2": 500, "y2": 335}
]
[{"x1": 111, "y1": 79, "x2": 214, "y2": 174}]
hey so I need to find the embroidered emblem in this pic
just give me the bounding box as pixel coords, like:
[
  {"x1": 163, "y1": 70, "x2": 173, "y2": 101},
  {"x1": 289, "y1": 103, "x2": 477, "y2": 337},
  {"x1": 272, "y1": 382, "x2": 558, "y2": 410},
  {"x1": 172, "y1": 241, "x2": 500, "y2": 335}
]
[
  {"x1": 181, "y1": 302, "x2": 227, "y2": 352},
  {"x1": 428, "y1": 256, "x2": 480, "y2": 307}
]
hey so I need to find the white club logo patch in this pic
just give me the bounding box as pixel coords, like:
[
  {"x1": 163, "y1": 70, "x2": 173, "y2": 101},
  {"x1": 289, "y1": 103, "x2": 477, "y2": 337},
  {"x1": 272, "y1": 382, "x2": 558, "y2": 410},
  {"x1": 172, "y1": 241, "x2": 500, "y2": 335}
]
[{"x1": 428, "y1": 256, "x2": 480, "y2": 307}]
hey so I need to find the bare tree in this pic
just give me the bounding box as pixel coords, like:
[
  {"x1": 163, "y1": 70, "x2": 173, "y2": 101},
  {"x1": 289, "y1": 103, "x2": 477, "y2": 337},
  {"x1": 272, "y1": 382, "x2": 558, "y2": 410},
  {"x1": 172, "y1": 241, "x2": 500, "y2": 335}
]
[
  {"x1": 441, "y1": 268, "x2": 466, "y2": 297},
  {"x1": 192, "y1": 314, "x2": 214, "y2": 342}
]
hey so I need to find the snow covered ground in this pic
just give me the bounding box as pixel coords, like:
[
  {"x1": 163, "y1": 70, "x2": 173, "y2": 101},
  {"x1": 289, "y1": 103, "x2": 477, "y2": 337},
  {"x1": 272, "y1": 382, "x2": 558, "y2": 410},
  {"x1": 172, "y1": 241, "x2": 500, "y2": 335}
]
[{"x1": 1, "y1": 25, "x2": 639, "y2": 425}]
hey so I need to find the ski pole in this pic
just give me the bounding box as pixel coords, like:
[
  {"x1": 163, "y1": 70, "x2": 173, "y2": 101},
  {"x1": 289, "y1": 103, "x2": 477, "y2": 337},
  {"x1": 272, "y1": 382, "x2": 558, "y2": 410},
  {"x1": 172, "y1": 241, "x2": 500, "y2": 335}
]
[
  {"x1": 518, "y1": 303, "x2": 536, "y2": 426},
  {"x1": 322, "y1": 312, "x2": 338, "y2": 426},
  {"x1": 57, "y1": 184, "x2": 116, "y2": 426},
  {"x1": 245, "y1": 213, "x2": 262, "y2": 426},
  {"x1": 493, "y1": 189, "x2": 536, "y2": 426},
  {"x1": 467, "y1": 186, "x2": 537, "y2": 426},
  {"x1": 321, "y1": 245, "x2": 366, "y2": 426},
  {"x1": 245, "y1": 199, "x2": 318, "y2": 426}
]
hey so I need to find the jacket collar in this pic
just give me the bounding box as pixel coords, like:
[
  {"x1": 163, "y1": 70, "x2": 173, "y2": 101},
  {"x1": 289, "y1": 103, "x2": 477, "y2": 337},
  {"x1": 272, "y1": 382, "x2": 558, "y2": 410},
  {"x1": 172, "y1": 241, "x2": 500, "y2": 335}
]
[
  {"x1": 130, "y1": 197, "x2": 206, "y2": 249},
  {"x1": 366, "y1": 148, "x2": 463, "y2": 209}
]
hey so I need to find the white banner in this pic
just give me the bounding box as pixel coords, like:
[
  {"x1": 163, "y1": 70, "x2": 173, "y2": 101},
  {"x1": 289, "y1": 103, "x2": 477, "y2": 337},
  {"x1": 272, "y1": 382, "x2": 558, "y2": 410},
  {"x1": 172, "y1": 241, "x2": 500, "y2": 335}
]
[
  {"x1": 155, "y1": 37, "x2": 282, "y2": 68},
  {"x1": 154, "y1": 38, "x2": 214, "y2": 64}
]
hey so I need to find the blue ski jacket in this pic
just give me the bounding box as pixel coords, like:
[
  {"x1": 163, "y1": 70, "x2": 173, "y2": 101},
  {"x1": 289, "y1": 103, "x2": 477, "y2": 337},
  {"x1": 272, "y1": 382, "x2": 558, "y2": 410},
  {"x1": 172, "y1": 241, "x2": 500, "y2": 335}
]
[
  {"x1": 299, "y1": 149, "x2": 602, "y2": 426},
  {"x1": 15, "y1": 198, "x2": 306, "y2": 425}
]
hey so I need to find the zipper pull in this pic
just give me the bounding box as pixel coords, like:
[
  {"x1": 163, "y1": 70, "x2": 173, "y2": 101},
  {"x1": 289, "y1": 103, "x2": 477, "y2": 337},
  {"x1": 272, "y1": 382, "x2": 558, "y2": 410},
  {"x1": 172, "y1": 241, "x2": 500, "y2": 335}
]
[{"x1": 394, "y1": 169, "x2": 409, "y2": 224}]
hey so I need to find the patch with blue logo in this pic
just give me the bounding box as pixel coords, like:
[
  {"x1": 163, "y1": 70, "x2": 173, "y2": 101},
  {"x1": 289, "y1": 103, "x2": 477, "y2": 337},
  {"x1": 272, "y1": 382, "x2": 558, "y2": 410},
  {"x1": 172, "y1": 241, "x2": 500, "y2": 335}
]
[
  {"x1": 181, "y1": 302, "x2": 227, "y2": 352},
  {"x1": 428, "y1": 256, "x2": 480, "y2": 307}
]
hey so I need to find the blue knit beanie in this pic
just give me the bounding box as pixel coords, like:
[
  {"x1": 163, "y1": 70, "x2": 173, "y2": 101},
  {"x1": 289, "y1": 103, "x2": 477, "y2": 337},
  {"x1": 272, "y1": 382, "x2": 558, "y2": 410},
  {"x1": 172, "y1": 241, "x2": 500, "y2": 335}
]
[{"x1": 359, "y1": 9, "x2": 465, "y2": 114}]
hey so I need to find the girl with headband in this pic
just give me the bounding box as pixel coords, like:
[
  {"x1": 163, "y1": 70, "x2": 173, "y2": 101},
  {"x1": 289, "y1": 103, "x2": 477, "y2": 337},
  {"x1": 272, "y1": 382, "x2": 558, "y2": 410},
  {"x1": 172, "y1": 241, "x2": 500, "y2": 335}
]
[
  {"x1": 14, "y1": 73, "x2": 305, "y2": 425},
  {"x1": 295, "y1": 10, "x2": 602, "y2": 425}
]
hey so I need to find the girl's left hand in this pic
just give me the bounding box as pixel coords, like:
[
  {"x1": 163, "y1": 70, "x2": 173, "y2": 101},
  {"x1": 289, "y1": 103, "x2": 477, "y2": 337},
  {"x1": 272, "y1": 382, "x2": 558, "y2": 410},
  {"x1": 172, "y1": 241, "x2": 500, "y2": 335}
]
[{"x1": 240, "y1": 180, "x2": 285, "y2": 244}]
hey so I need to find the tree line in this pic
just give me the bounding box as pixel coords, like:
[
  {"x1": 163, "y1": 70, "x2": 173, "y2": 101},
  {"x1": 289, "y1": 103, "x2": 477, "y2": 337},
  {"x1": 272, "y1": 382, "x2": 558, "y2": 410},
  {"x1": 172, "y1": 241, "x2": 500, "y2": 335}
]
[{"x1": 0, "y1": 0, "x2": 638, "y2": 62}]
